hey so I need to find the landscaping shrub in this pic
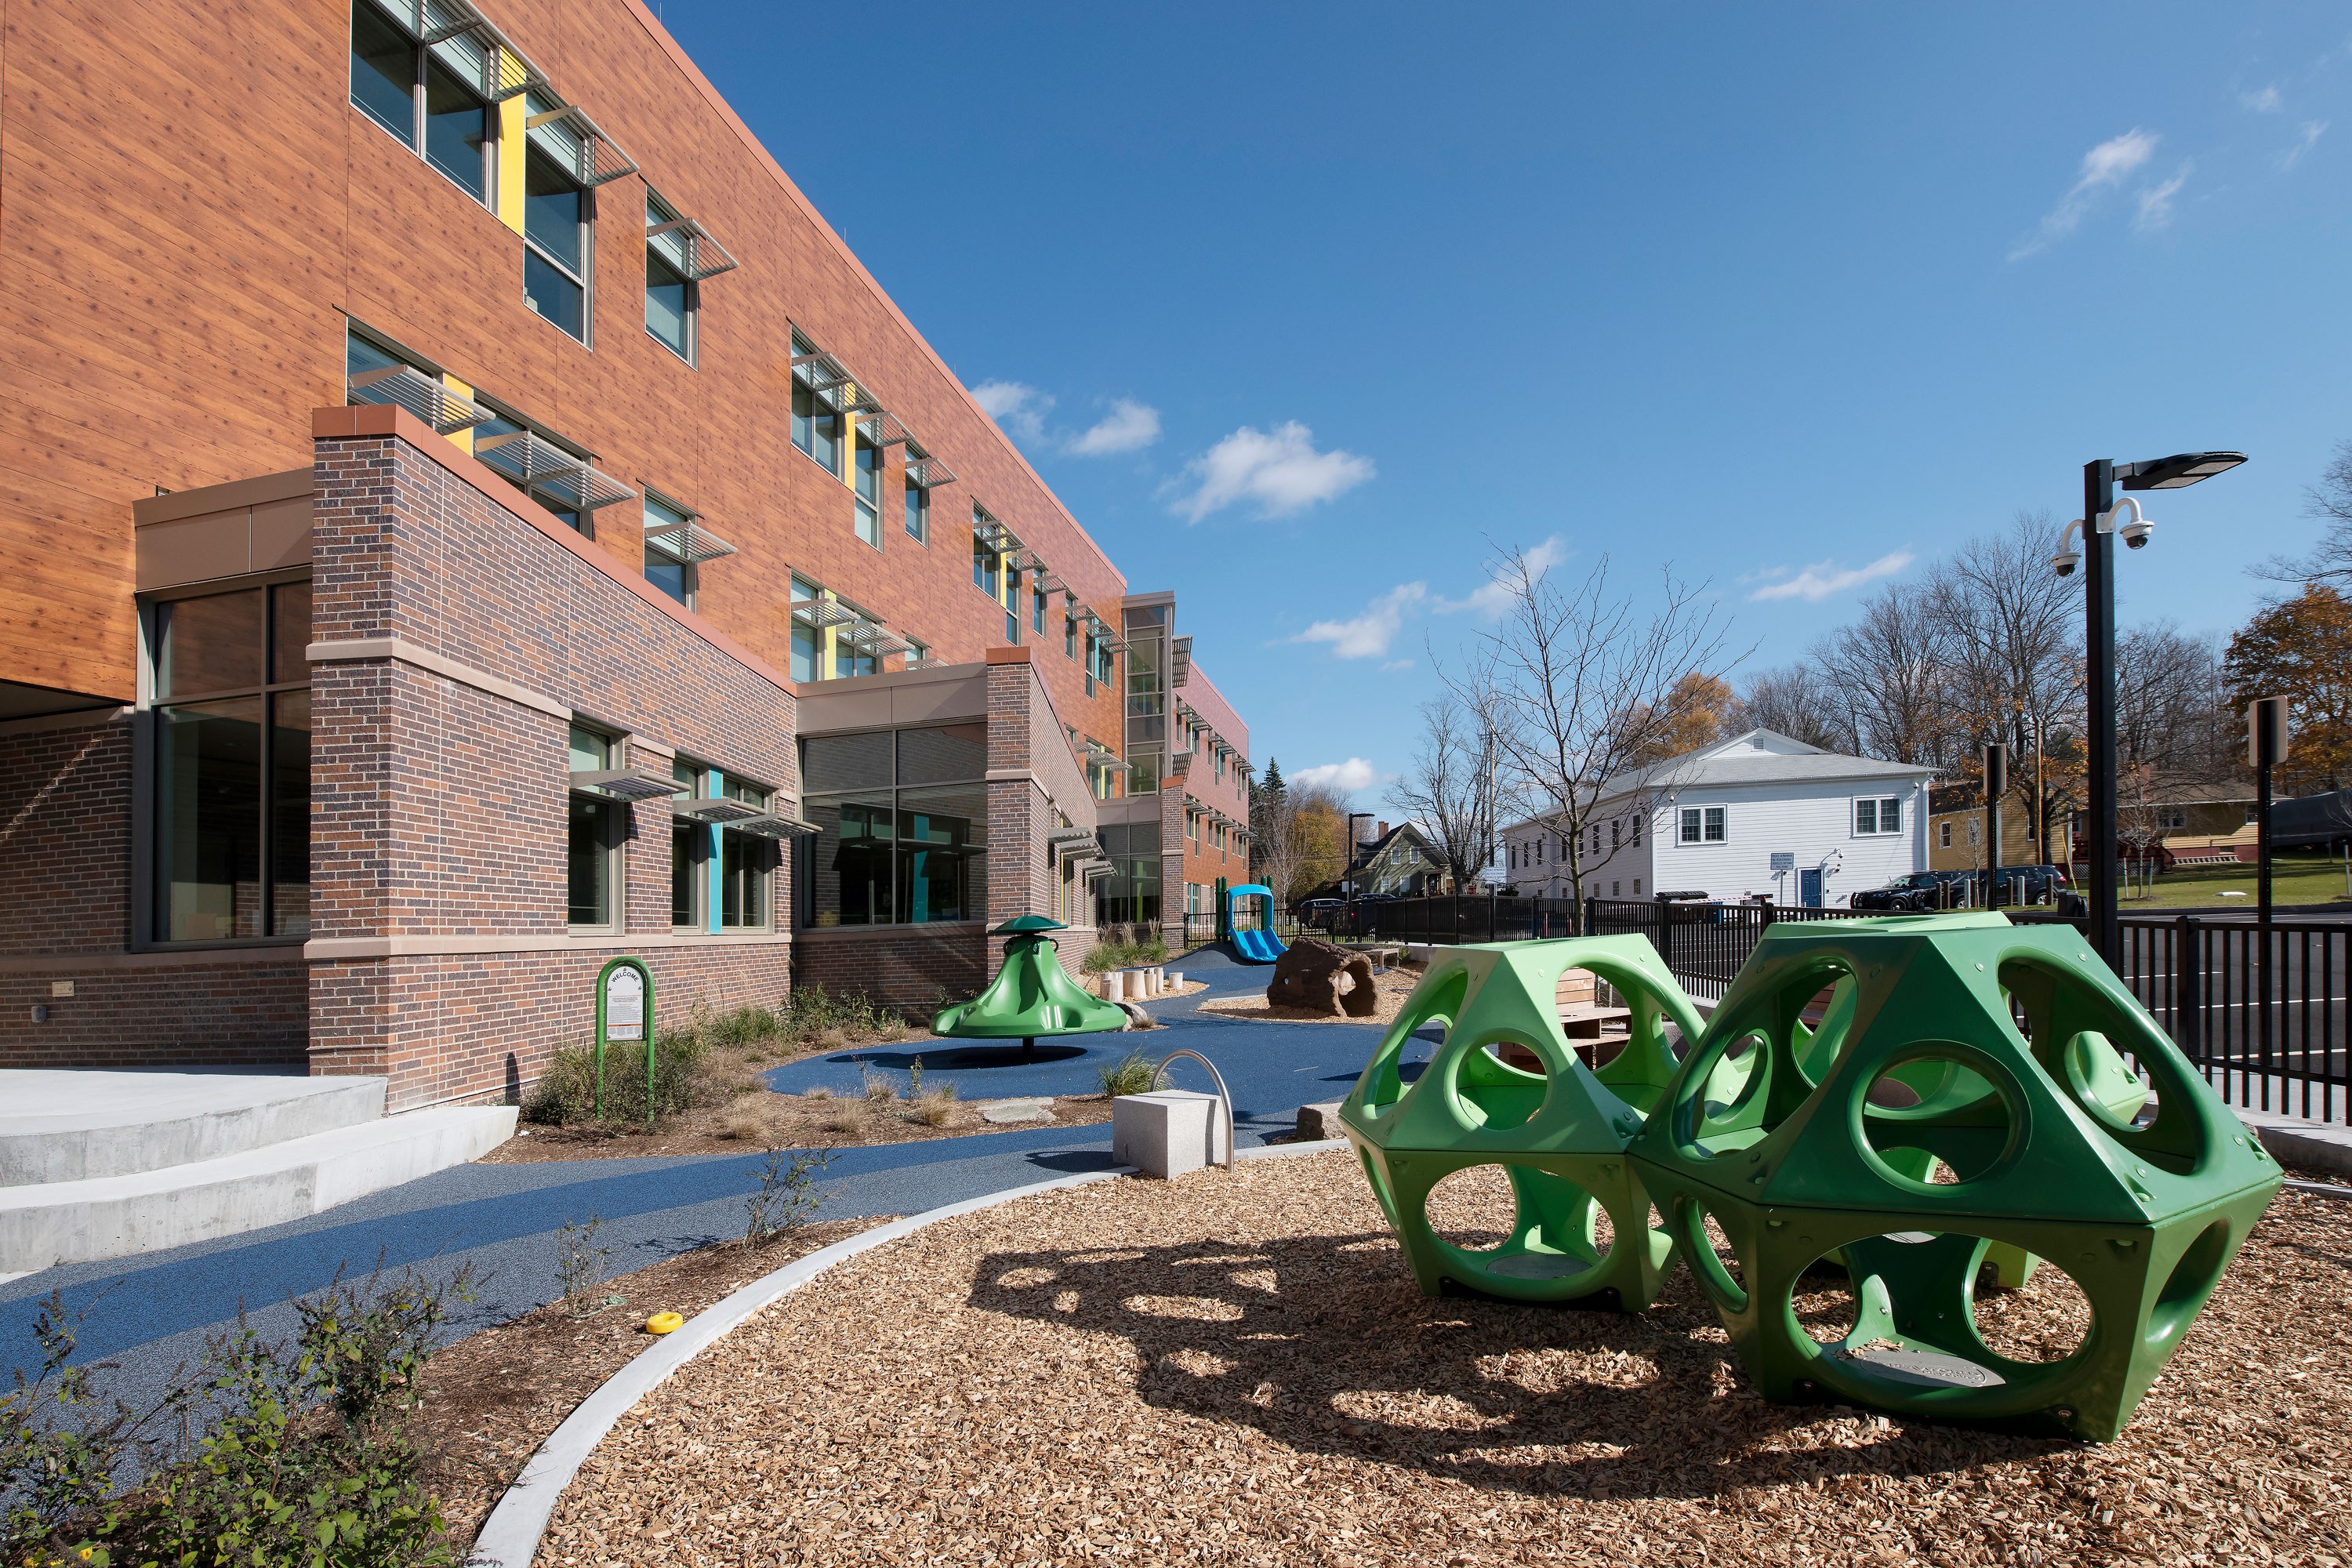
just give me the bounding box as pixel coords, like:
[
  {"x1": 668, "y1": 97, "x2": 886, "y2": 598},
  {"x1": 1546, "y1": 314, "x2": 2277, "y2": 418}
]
[
  {"x1": 522, "y1": 1027, "x2": 718, "y2": 1128},
  {"x1": 1098, "y1": 1051, "x2": 1160, "y2": 1098},
  {"x1": 778, "y1": 985, "x2": 905, "y2": 1046},
  {"x1": 2, "y1": 1268, "x2": 474, "y2": 1566},
  {"x1": 745, "y1": 1149, "x2": 830, "y2": 1248},
  {"x1": 1080, "y1": 937, "x2": 1169, "y2": 975}
]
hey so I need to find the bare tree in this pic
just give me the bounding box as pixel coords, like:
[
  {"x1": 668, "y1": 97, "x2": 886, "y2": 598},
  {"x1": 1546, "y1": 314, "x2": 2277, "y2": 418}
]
[
  {"x1": 1385, "y1": 694, "x2": 1494, "y2": 892},
  {"x1": 1739, "y1": 663, "x2": 1850, "y2": 751},
  {"x1": 1446, "y1": 549, "x2": 1743, "y2": 929},
  {"x1": 1809, "y1": 579, "x2": 1955, "y2": 767},
  {"x1": 2255, "y1": 437, "x2": 2352, "y2": 585},
  {"x1": 2117, "y1": 622, "x2": 2231, "y2": 779},
  {"x1": 1253, "y1": 781, "x2": 1348, "y2": 908},
  {"x1": 1938, "y1": 511, "x2": 2083, "y2": 851}
]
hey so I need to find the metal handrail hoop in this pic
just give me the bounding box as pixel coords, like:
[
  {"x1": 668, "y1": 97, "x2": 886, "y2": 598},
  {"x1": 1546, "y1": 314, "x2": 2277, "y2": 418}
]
[{"x1": 1151, "y1": 1048, "x2": 1236, "y2": 1171}]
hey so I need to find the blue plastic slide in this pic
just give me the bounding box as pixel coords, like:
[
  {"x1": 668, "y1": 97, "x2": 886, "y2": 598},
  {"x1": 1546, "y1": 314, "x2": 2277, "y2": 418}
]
[{"x1": 1224, "y1": 884, "x2": 1288, "y2": 965}]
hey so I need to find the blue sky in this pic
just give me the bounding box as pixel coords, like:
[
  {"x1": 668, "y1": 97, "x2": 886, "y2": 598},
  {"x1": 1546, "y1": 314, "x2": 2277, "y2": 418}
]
[{"x1": 664, "y1": 2, "x2": 2352, "y2": 801}]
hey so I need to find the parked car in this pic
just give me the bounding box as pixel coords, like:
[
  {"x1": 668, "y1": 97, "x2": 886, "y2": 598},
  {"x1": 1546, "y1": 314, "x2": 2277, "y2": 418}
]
[
  {"x1": 1984, "y1": 863, "x2": 2071, "y2": 905},
  {"x1": 1849, "y1": 871, "x2": 1971, "y2": 912},
  {"x1": 1294, "y1": 897, "x2": 1345, "y2": 930}
]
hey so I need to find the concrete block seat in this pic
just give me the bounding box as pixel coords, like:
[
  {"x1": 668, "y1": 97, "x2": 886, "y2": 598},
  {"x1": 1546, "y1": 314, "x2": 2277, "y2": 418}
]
[{"x1": 0, "y1": 1072, "x2": 514, "y2": 1276}]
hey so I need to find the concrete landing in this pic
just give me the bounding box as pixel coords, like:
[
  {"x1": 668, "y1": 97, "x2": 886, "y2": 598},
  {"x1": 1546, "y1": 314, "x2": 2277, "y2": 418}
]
[
  {"x1": 0, "y1": 1072, "x2": 387, "y2": 1184},
  {"x1": 0, "y1": 1072, "x2": 515, "y2": 1276}
]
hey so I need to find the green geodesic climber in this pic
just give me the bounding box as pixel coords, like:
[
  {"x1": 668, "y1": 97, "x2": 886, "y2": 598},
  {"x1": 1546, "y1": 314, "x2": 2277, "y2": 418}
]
[
  {"x1": 1627, "y1": 911, "x2": 2281, "y2": 1442},
  {"x1": 931, "y1": 915, "x2": 1130, "y2": 1052},
  {"x1": 1340, "y1": 935, "x2": 1710, "y2": 1310}
]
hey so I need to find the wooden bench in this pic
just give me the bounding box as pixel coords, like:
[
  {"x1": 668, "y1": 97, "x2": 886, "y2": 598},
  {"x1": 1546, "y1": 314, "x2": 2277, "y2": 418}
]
[{"x1": 1559, "y1": 1004, "x2": 1632, "y2": 1040}]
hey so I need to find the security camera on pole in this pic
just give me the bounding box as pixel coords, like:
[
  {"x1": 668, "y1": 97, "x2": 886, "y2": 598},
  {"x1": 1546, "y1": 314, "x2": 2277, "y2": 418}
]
[{"x1": 2048, "y1": 451, "x2": 2248, "y2": 967}]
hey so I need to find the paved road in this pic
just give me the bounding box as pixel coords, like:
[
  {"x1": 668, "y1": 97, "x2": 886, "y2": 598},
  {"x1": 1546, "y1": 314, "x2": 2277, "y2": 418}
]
[{"x1": 0, "y1": 946, "x2": 1401, "y2": 1420}]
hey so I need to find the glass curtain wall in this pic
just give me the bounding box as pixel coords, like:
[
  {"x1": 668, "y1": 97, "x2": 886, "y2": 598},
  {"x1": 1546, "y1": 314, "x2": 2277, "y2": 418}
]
[
  {"x1": 153, "y1": 582, "x2": 312, "y2": 942},
  {"x1": 798, "y1": 724, "x2": 987, "y2": 927},
  {"x1": 1123, "y1": 605, "x2": 1167, "y2": 796}
]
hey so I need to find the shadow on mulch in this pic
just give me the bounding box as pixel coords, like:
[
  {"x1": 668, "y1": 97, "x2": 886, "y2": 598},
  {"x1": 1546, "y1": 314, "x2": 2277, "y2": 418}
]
[{"x1": 964, "y1": 1229, "x2": 2071, "y2": 1504}]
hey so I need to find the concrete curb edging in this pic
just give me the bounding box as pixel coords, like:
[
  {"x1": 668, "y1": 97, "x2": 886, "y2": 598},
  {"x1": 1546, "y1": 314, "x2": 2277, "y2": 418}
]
[{"x1": 467, "y1": 1138, "x2": 1352, "y2": 1566}]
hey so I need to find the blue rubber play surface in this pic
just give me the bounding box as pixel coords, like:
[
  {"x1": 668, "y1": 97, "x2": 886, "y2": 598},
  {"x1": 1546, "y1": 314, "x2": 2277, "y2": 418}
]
[{"x1": 0, "y1": 947, "x2": 1424, "y2": 1423}]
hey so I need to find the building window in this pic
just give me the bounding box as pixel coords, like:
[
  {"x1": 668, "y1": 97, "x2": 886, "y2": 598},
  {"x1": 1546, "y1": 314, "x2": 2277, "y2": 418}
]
[
  {"x1": 799, "y1": 724, "x2": 988, "y2": 927},
  {"x1": 521, "y1": 96, "x2": 590, "y2": 343},
  {"x1": 1065, "y1": 605, "x2": 1078, "y2": 659},
  {"x1": 642, "y1": 495, "x2": 696, "y2": 608},
  {"x1": 2159, "y1": 808, "x2": 2188, "y2": 832},
  {"x1": 349, "y1": 1, "x2": 495, "y2": 205},
  {"x1": 1940, "y1": 820, "x2": 1953, "y2": 849},
  {"x1": 1856, "y1": 797, "x2": 1901, "y2": 836},
  {"x1": 1631, "y1": 814, "x2": 1641, "y2": 847},
  {"x1": 904, "y1": 470, "x2": 929, "y2": 542},
  {"x1": 1003, "y1": 564, "x2": 1022, "y2": 644},
  {"x1": 717, "y1": 776, "x2": 774, "y2": 929},
  {"x1": 671, "y1": 757, "x2": 705, "y2": 928},
  {"x1": 567, "y1": 724, "x2": 622, "y2": 928},
  {"x1": 971, "y1": 517, "x2": 999, "y2": 597},
  {"x1": 1033, "y1": 583, "x2": 1049, "y2": 636},
  {"x1": 854, "y1": 436, "x2": 883, "y2": 550},
  {"x1": 1680, "y1": 807, "x2": 1726, "y2": 844},
  {"x1": 149, "y1": 581, "x2": 312, "y2": 944},
  {"x1": 789, "y1": 577, "x2": 821, "y2": 683},
  {"x1": 790, "y1": 336, "x2": 843, "y2": 474},
  {"x1": 1094, "y1": 822, "x2": 1162, "y2": 927},
  {"x1": 644, "y1": 195, "x2": 695, "y2": 363}
]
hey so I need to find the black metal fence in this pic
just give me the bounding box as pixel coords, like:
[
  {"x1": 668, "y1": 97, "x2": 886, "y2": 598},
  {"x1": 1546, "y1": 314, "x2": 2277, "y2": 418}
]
[{"x1": 1304, "y1": 895, "x2": 2351, "y2": 1127}]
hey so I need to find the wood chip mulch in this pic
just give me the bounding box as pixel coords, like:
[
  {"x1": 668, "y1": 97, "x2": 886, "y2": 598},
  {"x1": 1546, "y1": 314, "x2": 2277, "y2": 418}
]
[
  {"x1": 534, "y1": 1153, "x2": 2352, "y2": 1565},
  {"x1": 416, "y1": 1216, "x2": 890, "y2": 1548}
]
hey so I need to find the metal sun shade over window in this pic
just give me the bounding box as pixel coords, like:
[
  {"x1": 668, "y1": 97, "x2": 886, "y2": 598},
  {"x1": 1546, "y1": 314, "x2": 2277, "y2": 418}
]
[
  {"x1": 974, "y1": 517, "x2": 1022, "y2": 554},
  {"x1": 857, "y1": 410, "x2": 913, "y2": 448},
  {"x1": 646, "y1": 212, "x2": 739, "y2": 281},
  {"x1": 840, "y1": 619, "x2": 909, "y2": 656},
  {"x1": 789, "y1": 598, "x2": 860, "y2": 631},
  {"x1": 1171, "y1": 634, "x2": 1193, "y2": 688},
  {"x1": 524, "y1": 97, "x2": 638, "y2": 187},
  {"x1": 790, "y1": 346, "x2": 884, "y2": 415},
  {"x1": 347, "y1": 363, "x2": 492, "y2": 434},
  {"x1": 366, "y1": 0, "x2": 544, "y2": 100},
  {"x1": 569, "y1": 766, "x2": 688, "y2": 802},
  {"x1": 671, "y1": 793, "x2": 815, "y2": 838},
  {"x1": 643, "y1": 513, "x2": 738, "y2": 565},
  {"x1": 473, "y1": 428, "x2": 637, "y2": 511},
  {"x1": 902, "y1": 447, "x2": 956, "y2": 490}
]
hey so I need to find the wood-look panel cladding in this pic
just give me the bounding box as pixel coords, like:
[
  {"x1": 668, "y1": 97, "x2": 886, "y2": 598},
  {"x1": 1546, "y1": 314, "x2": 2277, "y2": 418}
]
[{"x1": 0, "y1": 0, "x2": 1130, "y2": 759}]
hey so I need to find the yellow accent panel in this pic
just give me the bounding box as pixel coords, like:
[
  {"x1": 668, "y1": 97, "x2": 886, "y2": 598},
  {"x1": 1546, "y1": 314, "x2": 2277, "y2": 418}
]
[
  {"x1": 497, "y1": 91, "x2": 526, "y2": 234},
  {"x1": 441, "y1": 374, "x2": 475, "y2": 454}
]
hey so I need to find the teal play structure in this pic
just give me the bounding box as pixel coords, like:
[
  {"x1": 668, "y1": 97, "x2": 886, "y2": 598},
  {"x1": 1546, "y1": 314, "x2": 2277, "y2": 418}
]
[
  {"x1": 1341, "y1": 913, "x2": 2280, "y2": 1440},
  {"x1": 930, "y1": 916, "x2": 1130, "y2": 1052},
  {"x1": 1224, "y1": 883, "x2": 1287, "y2": 964}
]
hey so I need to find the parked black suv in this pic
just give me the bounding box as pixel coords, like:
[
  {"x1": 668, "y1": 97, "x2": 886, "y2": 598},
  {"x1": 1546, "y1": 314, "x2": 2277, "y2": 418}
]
[{"x1": 1849, "y1": 871, "x2": 1971, "y2": 912}]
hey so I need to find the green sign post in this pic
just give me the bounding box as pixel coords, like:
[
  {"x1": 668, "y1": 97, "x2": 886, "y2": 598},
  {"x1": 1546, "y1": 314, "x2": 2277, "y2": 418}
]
[{"x1": 593, "y1": 956, "x2": 655, "y2": 1129}]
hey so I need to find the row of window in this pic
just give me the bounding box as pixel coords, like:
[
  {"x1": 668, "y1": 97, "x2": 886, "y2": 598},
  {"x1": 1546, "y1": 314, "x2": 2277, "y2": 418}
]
[
  {"x1": 352, "y1": 1, "x2": 721, "y2": 360},
  {"x1": 143, "y1": 576, "x2": 784, "y2": 946}
]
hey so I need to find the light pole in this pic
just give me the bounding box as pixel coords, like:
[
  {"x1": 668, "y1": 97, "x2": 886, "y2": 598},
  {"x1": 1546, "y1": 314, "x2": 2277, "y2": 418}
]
[
  {"x1": 1984, "y1": 741, "x2": 2007, "y2": 909},
  {"x1": 2051, "y1": 451, "x2": 2246, "y2": 965}
]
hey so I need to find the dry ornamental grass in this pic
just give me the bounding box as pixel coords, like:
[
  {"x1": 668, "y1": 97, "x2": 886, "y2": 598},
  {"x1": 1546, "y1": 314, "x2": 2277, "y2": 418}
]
[{"x1": 538, "y1": 1152, "x2": 2352, "y2": 1566}]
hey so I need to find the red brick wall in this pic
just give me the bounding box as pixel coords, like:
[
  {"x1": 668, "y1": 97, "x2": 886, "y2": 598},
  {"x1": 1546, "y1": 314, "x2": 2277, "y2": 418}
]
[
  {"x1": 0, "y1": 717, "x2": 132, "y2": 953},
  {"x1": 793, "y1": 925, "x2": 983, "y2": 1015}
]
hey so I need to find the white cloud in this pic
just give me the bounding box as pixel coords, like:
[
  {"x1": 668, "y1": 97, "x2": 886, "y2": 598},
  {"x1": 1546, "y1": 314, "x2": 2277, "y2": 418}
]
[
  {"x1": 1746, "y1": 551, "x2": 1915, "y2": 603},
  {"x1": 1066, "y1": 398, "x2": 1161, "y2": 456},
  {"x1": 2281, "y1": 120, "x2": 2328, "y2": 169},
  {"x1": 2135, "y1": 165, "x2": 2190, "y2": 230},
  {"x1": 1380, "y1": 658, "x2": 1415, "y2": 672},
  {"x1": 1290, "y1": 582, "x2": 1427, "y2": 659},
  {"x1": 970, "y1": 379, "x2": 1053, "y2": 441},
  {"x1": 1290, "y1": 757, "x2": 1380, "y2": 794},
  {"x1": 2243, "y1": 84, "x2": 2283, "y2": 113},
  {"x1": 2009, "y1": 128, "x2": 2159, "y2": 260},
  {"x1": 1436, "y1": 535, "x2": 1569, "y2": 616},
  {"x1": 1170, "y1": 421, "x2": 1374, "y2": 521}
]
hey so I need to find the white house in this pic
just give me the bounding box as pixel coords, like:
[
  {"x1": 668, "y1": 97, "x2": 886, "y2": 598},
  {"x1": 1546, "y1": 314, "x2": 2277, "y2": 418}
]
[{"x1": 1501, "y1": 730, "x2": 1935, "y2": 909}]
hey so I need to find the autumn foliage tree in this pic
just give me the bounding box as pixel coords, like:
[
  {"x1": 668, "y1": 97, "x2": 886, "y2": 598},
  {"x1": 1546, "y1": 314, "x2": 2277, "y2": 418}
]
[{"x1": 2224, "y1": 584, "x2": 2352, "y2": 793}]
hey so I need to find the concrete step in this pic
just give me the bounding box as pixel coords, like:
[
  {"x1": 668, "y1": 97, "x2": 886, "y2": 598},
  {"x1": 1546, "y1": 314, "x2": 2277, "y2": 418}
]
[
  {"x1": 0, "y1": 1104, "x2": 518, "y2": 1275},
  {"x1": 0, "y1": 1072, "x2": 388, "y2": 1183}
]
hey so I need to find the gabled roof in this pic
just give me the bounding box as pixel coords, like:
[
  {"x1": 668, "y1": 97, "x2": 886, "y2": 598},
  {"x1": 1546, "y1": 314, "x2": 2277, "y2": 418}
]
[{"x1": 1502, "y1": 731, "x2": 1937, "y2": 833}]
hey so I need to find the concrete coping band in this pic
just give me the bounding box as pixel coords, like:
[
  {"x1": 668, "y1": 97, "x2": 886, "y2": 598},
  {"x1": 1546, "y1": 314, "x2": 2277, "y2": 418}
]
[{"x1": 468, "y1": 1137, "x2": 1352, "y2": 1566}]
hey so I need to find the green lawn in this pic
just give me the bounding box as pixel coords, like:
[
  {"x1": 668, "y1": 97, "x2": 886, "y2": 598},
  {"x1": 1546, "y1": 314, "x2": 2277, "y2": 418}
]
[{"x1": 2112, "y1": 851, "x2": 2352, "y2": 911}]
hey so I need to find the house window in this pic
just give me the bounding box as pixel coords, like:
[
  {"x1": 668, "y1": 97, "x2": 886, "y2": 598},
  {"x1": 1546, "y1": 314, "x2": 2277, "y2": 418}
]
[
  {"x1": 854, "y1": 437, "x2": 883, "y2": 549},
  {"x1": 904, "y1": 470, "x2": 929, "y2": 542},
  {"x1": 1682, "y1": 807, "x2": 1725, "y2": 843},
  {"x1": 567, "y1": 724, "x2": 622, "y2": 929},
  {"x1": 1705, "y1": 807, "x2": 1726, "y2": 843},
  {"x1": 798, "y1": 724, "x2": 988, "y2": 927},
  {"x1": 791, "y1": 336, "x2": 842, "y2": 473},
  {"x1": 1611, "y1": 820, "x2": 1622, "y2": 850},
  {"x1": 642, "y1": 495, "x2": 696, "y2": 608},
  {"x1": 1856, "y1": 797, "x2": 1901, "y2": 836},
  {"x1": 349, "y1": 2, "x2": 495, "y2": 205},
  {"x1": 644, "y1": 195, "x2": 695, "y2": 362},
  {"x1": 521, "y1": 98, "x2": 590, "y2": 343},
  {"x1": 149, "y1": 581, "x2": 313, "y2": 943},
  {"x1": 1940, "y1": 820, "x2": 1953, "y2": 849},
  {"x1": 2159, "y1": 808, "x2": 2188, "y2": 832},
  {"x1": 1631, "y1": 814, "x2": 1641, "y2": 847}
]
